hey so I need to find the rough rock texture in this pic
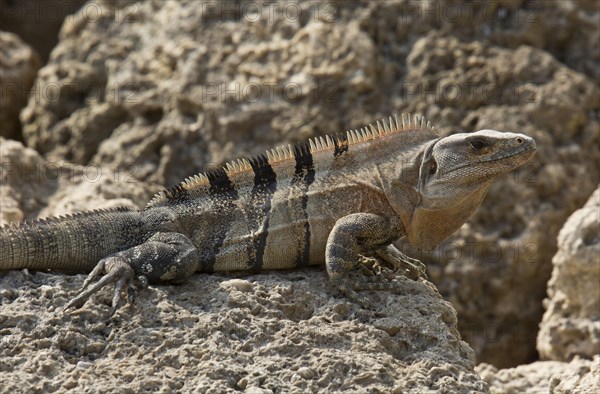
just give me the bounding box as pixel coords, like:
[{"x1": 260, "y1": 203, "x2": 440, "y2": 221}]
[
  {"x1": 0, "y1": 138, "x2": 156, "y2": 226},
  {"x1": 0, "y1": 135, "x2": 488, "y2": 392},
  {"x1": 0, "y1": 267, "x2": 487, "y2": 393},
  {"x1": 402, "y1": 34, "x2": 599, "y2": 368},
  {"x1": 537, "y1": 187, "x2": 600, "y2": 362},
  {"x1": 0, "y1": 138, "x2": 51, "y2": 224},
  {"x1": 0, "y1": 32, "x2": 42, "y2": 140},
  {"x1": 0, "y1": 0, "x2": 86, "y2": 62},
  {"x1": 21, "y1": 1, "x2": 599, "y2": 185},
  {"x1": 433, "y1": 0, "x2": 600, "y2": 83},
  {"x1": 477, "y1": 356, "x2": 600, "y2": 394},
  {"x1": 4, "y1": 0, "x2": 600, "y2": 372}
]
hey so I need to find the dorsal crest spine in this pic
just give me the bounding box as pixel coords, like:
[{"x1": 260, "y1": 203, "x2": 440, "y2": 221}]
[
  {"x1": 147, "y1": 113, "x2": 436, "y2": 207},
  {"x1": 0, "y1": 207, "x2": 135, "y2": 229}
]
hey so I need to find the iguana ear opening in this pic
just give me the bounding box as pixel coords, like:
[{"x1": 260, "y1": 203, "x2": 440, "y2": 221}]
[
  {"x1": 417, "y1": 140, "x2": 438, "y2": 193},
  {"x1": 429, "y1": 158, "x2": 437, "y2": 175}
]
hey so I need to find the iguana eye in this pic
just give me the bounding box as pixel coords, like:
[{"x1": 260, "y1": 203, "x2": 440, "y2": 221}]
[{"x1": 470, "y1": 139, "x2": 486, "y2": 149}]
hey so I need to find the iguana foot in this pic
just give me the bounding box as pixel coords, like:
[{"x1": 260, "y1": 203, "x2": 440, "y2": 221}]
[
  {"x1": 358, "y1": 255, "x2": 397, "y2": 281},
  {"x1": 64, "y1": 257, "x2": 145, "y2": 314},
  {"x1": 63, "y1": 232, "x2": 199, "y2": 314},
  {"x1": 325, "y1": 213, "x2": 408, "y2": 308},
  {"x1": 375, "y1": 245, "x2": 427, "y2": 280}
]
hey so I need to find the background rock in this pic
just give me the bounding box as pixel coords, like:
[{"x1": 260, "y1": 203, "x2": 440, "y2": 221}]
[
  {"x1": 537, "y1": 187, "x2": 600, "y2": 361},
  {"x1": 477, "y1": 356, "x2": 600, "y2": 394},
  {"x1": 0, "y1": 32, "x2": 41, "y2": 140},
  {"x1": 401, "y1": 34, "x2": 599, "y2": 368},
  {"x1": 0, "y1": 0, "x2": 86, "y2": 62},
  {"x1": 1, "y1": 137, "x2": 56, "y2": 224},
  {"x1": 0, "y1": 137, "x2": 156, "y2": 226},
  {"x1": 1, "y1": 0, "x2": 599, "y2": 377}
]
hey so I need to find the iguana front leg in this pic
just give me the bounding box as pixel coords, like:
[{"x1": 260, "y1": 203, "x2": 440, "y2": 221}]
[
  {"x1": 64, "y1": 232, "x2": 199, "y2": 313},
  {"x1": 325, "y1": 213, "x2": 416, "y2": 307}
]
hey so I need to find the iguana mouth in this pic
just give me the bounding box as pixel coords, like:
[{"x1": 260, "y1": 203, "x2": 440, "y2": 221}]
[
  {"x1": 441, "y1": 143, "x2": 535, "y2": 175},
  {"x1": 480, "y1": 144, "x2": 536, "y2": 163}
]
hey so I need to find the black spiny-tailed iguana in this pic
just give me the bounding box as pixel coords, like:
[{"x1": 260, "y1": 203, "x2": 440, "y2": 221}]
[{"x1": 0, "y1": 114, "x2": 536, "y2": 311}]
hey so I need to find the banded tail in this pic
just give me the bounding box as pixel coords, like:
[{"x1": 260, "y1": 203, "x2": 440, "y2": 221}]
[{"x1": 0, "y1": 208, "x2": 147, "y2": 273}]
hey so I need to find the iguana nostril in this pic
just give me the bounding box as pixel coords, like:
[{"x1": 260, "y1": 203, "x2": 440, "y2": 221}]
[{"x1": 516, "y1": 137, "x2": 523, "y2": 144}]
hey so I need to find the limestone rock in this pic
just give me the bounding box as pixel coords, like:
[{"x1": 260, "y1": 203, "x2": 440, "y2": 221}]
[
  {"x1": 537, "y1": 187, "x2": 600, "y2": 361},
  {"x1": 0, "y1": 0, "x2": 86, "y2": 62},
  {"x1": 20, "y1": 1, "x2": 387, "y2": 187},
  {"x1": 0, "y1": 137, "x2": 155, "y2": 226},
  {"x1": 11, "y1": 0, "x2": 600, "y2": 369},
  {"x1": 0, "y1": 32, "x2": 41, "y2": 140},
  {"x1": 477, "y1": 356, "x2": 600, "y2": 394},
  {"x1": 0, "y1": 137, "x2": 53, "y2": 223},
  {"x1": 0, "y1": 268, "x2": 488, "y2": 392}
]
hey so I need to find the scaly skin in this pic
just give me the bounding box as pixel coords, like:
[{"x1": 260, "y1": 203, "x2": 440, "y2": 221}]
[
  {"x1": 0, "y1": 208, "x2": 146, "y2": 272},
  {"x1": 0, "y1": 114, "x2": 536, "y2": 311}
]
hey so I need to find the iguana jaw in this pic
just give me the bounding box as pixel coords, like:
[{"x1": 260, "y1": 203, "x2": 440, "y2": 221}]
[
  {"x1": 417, "y1": 130, "x2": 536, "y2": 209},
  {"x1": 407, "y1": 130, "x2": 536, "y2": 250},
  {"x1": 444, "y1": 138, "x2": 536, "y2": 175}
]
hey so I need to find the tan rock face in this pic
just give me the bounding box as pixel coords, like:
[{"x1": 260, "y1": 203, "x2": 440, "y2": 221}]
[
  {"x1": 477, "y1": 356, "x2": 600, "y2": 394},
  {"x1": 20, "y1": 1, "x2": 391, "y2": 187},
  {"x1": 0, "y1": 138, "x2": 156, "y2": 226},
  {"x1": 537, "y1": 187, "x2": 600, "y2": 361},
  {"x1": 0, "y1": 32, "x2": 41, "y2": 140},
  {"x1": 0, "y1": 0, "x2": 86, "y2": 62},
  {"x1": 0, "y1": 137, "x2": 52, "y2": 223},
  {"x1": 3, "y1": 0, "x2": 599, "y2": 373},
  {"x1": 0, "y1": 267, "x2": 488, "y2": 392}
]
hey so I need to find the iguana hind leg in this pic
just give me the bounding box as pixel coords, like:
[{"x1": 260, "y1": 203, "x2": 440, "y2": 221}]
[
  {"x1": 325, "y1": 213, "x2": 410, "y2": 308},
  {"x1": 64, "y1": 232, "x2": 199, "y2": 314}
]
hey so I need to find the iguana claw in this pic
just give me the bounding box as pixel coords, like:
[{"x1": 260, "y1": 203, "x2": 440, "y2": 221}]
[
  {"x1": 64, "y1": 257, "x2": 145, "y2": 314},
  {"x1": 375, "y1": 245, "x2": 427, "y2": 280},
  {"x1": 63, "y1": 232, "x2": 198, "y2": 314}
]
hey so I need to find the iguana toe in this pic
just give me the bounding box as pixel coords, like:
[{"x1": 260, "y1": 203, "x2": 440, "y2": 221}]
[{"x1": 64, "y1": 257, "x2": 139, "y2": 313}]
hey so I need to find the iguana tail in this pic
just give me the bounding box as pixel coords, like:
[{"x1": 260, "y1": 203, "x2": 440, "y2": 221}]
[{"x1": 0, "y1": 207, "x2": 147, "y2": 273}]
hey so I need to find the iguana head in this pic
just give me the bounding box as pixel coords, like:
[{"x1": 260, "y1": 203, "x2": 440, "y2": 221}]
[{"x1": 408, "y1": 130, "x2": 536, "y2": 249}]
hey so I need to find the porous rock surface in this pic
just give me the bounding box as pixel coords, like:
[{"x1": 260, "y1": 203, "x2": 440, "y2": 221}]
[
  {"x1": 537, "y1": 187, "x2": 600, "y2": 361},
  {"x1": 0, "y1": 265, "x2": 486, "y2": 393},
  {"x1": 0, "y1": 136, "x2": 487, "y2": 392},
  {"x1": 403, "y1": 33, "x2": 599, "y2": 368},
  {"x1": 477, "y1": 356, "x2": 600, "y2": 394},
  {"x1": 2, "y1": 0, "x2": 598, "y2": 380},
  {"x1": 0, "y1": 32, "x2": 41, "y2": 140},
  {"x1": 0, "y1": 138, "x2": 156, "y2": 226}
]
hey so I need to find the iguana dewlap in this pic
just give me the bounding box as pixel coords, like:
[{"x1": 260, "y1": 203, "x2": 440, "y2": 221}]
[{"x1": 0, "y1": 114, "x2": 536, "y2": 311}]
